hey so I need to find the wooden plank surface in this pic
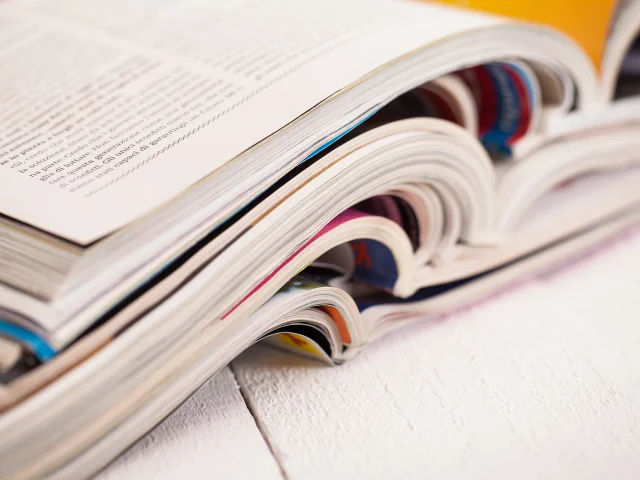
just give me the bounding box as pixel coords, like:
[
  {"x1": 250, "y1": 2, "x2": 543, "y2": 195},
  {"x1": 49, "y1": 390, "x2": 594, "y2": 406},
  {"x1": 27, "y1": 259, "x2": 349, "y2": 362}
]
[
  {"x1": 100, "y1": 230, "x2": 640, "y2": 479},
  {"x1": 96, "y1": 367, "x2": 283, "y2": 480}
]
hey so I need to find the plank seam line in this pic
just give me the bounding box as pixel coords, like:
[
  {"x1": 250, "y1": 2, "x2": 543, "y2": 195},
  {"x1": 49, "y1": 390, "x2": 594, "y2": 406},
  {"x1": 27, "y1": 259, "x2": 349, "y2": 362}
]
[{"x1": 229, "y1": 362, "x2": 289, "y2": 480}]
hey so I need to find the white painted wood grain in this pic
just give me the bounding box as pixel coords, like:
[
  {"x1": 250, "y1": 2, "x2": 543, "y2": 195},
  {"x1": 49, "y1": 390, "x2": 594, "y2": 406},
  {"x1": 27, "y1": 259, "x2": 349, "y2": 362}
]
[
  {"x1": 232, "y1": 230, "x2": 640, "y2": 480},
  {"x1": 98, "y1": 230, "x2": 640, "y2": 479},
  {"x1": 95, "y1": 366, "x2": 283, "y2": 480}
]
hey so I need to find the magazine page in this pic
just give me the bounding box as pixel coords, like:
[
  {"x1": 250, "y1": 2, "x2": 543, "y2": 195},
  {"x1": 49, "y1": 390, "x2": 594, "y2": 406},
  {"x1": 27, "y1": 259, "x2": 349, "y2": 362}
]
[
  {"x1": 601, "y1": 0, "x2": 640, "y2": 97},
  {"x1": 431, "y1": 0, "x2": 616, "y2": 68},
  {"x1": 0, "y1": 0, "x2": 500, "y2": 244}
]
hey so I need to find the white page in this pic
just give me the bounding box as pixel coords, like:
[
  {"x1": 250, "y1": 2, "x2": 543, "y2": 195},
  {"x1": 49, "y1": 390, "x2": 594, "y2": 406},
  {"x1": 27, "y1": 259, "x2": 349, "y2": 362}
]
[{"x1": 0, "y1": 0, "x2": 501, "y2": 244}]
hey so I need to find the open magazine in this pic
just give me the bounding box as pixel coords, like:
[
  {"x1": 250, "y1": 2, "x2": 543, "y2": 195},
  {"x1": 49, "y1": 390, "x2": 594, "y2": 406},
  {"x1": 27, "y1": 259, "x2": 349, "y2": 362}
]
[{"x1": 1, "y1": 0, "x2": 639, "y2": 477}]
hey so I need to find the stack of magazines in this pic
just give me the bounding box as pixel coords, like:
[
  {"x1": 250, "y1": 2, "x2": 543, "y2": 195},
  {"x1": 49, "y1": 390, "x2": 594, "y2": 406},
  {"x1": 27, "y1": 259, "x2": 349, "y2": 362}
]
[{"x1": 1, "y1": 0, "x2": 640, "y2": 477}]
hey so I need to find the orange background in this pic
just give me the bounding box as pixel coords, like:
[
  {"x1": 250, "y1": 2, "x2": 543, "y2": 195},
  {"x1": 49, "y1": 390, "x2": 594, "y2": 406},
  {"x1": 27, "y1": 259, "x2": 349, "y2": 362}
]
[{"x1": 430, "y1": 0, "x2": 617, "y2": 68}]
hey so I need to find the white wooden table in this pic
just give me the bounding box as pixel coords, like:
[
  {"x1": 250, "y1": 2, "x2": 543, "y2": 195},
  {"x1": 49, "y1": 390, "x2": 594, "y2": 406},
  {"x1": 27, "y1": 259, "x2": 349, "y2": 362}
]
[{"x1": 98, "y1": 229, "x2": 640, "y2": 480}]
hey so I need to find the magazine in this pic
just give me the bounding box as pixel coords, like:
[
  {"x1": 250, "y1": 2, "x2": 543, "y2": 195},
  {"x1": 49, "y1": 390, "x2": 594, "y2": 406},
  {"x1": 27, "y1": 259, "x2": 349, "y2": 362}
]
[{"x1": 0, "y1": 0, "x2": 639, "y2": 478}]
